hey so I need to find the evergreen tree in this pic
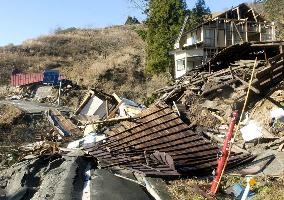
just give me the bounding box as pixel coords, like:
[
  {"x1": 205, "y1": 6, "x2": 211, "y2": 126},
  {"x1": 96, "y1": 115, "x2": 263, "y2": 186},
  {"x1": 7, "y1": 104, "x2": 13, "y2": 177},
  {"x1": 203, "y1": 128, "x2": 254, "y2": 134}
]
[
  {"x1": 253, "y1": 0, "x2": 265, "y2": 3},
  {"x1": 145, "y1": 0, "x2": 187, "y2": 73},
  {"x1": 187, "y1": 0, "x2": 211, "y2": 30},
  {"x1": 125, "y1": 16, "x2": 140, "y2": 25}
]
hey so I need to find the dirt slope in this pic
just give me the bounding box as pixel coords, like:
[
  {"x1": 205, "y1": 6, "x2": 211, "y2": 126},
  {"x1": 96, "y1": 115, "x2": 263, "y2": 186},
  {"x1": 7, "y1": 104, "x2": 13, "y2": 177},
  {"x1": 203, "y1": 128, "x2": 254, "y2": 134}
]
[{"x1": 0, "y1": 25, "x2": 171, "y2": 104}]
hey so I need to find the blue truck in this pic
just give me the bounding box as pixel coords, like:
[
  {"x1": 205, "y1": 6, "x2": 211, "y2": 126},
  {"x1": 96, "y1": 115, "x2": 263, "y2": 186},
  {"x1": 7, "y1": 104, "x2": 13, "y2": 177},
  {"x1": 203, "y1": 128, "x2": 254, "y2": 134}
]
[{"x1": 43, "y1": 69, "x2": 60, "y2": 85}]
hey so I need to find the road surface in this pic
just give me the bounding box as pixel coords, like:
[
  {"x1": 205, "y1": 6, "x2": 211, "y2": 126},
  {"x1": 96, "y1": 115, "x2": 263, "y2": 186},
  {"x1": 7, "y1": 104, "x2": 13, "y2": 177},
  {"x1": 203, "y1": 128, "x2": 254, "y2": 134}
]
[{"x1": 0, "y1": 100, "x2": 71, "y2": 114}]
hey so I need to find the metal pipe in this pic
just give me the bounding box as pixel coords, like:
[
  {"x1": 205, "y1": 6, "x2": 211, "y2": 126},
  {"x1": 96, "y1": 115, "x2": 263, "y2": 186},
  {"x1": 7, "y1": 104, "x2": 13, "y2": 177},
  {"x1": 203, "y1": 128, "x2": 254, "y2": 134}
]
[{"x1": 210, "y1": 111, "x2": 238, "y2": 194}]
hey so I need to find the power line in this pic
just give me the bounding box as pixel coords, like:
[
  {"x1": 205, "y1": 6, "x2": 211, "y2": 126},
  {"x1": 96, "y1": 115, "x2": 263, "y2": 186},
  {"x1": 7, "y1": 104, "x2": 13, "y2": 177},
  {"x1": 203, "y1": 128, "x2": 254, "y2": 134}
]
[{"x1": 129, "y1": 0, "x2": 146, "y2": 12}]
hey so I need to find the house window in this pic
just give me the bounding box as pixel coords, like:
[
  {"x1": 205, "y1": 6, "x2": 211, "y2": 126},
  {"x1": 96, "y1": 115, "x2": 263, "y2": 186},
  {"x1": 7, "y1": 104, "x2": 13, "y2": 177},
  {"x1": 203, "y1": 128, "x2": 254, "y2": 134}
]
[
  {"x1": 187, "y1": 58, "x2": 202, "y2": 71},
  {"x1": 204, "y1": 29, "x2": 215, "y2": 46},
  {"x1": 176, "y1": 59, "x2": 185, "y2": 71},
  {"x1": 204, "y1": 49, "x2": 217, "y2": 61},
  {"x1": 187, "y1": 61, "x2": 194, "y2": 71}
]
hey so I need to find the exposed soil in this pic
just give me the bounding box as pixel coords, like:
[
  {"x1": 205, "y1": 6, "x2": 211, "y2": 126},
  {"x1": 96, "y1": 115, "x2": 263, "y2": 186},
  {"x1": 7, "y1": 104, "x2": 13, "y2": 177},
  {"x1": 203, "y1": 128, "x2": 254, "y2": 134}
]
[
  {"x1": 0, "y1": 104, "x2": 23, "y2": 125},
  {"x1": 0, "y1": 104, "x2": 54, "y2": 168}
]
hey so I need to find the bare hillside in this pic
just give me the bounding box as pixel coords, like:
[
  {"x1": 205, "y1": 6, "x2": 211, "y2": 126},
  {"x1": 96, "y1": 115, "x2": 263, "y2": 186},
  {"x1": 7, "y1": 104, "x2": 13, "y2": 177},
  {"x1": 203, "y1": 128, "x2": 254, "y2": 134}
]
[{"x1": 0, "y1": 25, "x2": 171, "y2": 103}]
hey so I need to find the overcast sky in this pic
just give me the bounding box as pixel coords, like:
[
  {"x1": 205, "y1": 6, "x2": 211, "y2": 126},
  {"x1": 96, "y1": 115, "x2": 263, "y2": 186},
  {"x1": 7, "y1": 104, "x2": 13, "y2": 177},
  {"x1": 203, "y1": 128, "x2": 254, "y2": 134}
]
[{"x1": 0, "y1": 0, "x2": 247, "y2": 46}]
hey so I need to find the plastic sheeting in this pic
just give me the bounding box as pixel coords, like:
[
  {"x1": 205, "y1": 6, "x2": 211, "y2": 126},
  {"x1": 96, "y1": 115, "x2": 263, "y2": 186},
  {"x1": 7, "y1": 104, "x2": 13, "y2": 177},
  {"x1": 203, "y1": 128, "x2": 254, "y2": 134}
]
[
  {"x1": 67, "y1": 133, "x2": 105, "y2": 149},
  {"x1": 240, "y1": 121, "x2": 263, "y2": 142}
]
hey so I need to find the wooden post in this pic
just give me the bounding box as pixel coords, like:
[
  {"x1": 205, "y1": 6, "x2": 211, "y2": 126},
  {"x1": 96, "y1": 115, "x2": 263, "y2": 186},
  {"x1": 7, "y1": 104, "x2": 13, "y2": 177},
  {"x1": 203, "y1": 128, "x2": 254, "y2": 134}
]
[
  {"x1": 229, "y1": 66, "x2": 234, "y2": 79},
  {"x1": 224, "y1": 20, "x2": 227, "y2": 47},
  {"x1": 280, "y1": 44, "x2": 284, "y2": 63},
  {"x1": 259, "y1": 23, "x2": 262, "y2": 41},
  {"x1": 251, "y1": 9, "x2": 258, "y2": 22},
  {"x1": 245, "y1": 21, "x2": 248, "y2": 42},
  {"x1": 264, "y1": 50, "x2": 268, "y2": 65},
  {"x1": 201, "y1": 74, "x2": 206, "y2": 83},
  {"x1": 201, "y1": 25, "x2": 204, "y2": 42},
  {"x1": 105, "y1": 100, "x2": 109, "y2": 118},
  {"x1": 272, "y1": 22, "x2": 276, "y2": 40},
  {"x1": 237, "y1": 7, "x2": 240, "y2": 20},
  {"x1": 215, "y1": 18, "x2": 219, "y2": 47},
  {"x1": 231, "y1": 21, "x2": 234, "y2": 45},
  {"x1": 185, "y1": 55, "x2": 188, "y2": 71},
  {"x1": 57, "y1": 81, "x2": 62, "y2": 106}
]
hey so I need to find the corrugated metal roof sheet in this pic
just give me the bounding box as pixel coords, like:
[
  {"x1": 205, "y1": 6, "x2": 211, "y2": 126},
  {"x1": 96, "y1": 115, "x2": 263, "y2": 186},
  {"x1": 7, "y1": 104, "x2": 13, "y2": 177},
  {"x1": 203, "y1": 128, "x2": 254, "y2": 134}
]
[
  {"x1": 11, "y1": 73, "x2": 43, "y2": 87},
  {"x1": 84, "y1": 103, "x2": 254, "y2": 177}
]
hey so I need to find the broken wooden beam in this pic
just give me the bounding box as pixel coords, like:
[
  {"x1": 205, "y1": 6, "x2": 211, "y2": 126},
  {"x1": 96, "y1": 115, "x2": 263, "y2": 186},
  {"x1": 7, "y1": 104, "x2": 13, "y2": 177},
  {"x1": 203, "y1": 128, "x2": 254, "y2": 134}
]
[
  {"x1": 107, "y1": 100, "x2": 124, "y2": 119},
  {"x1": 202, "y1": 131, "x2": 248, "y2": 154},
  {"x1": 86, "y1": 116, "x2": 137, "y2": 125},
  {"x1": 268, "y1": 52, "x2": 284, "y2": 64},
  {"x1": 201, "y1": 79, "x2": 238, "y2": 96},
  {"x1": 234, "y1": 75, "x2": 260, "y2": 94},
  {"x1": 74, "y1": 91, "x2": 94, "y2": 115}
]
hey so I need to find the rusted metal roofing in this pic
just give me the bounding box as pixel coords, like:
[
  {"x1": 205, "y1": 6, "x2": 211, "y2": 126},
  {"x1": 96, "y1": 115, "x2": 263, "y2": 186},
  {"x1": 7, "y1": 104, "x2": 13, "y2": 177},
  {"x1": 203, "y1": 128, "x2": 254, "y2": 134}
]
[
  {"x1": 11, "y1": 73, "x2": 43, "y2": 87},
  {"x1": 84, "y1": 104, "x2": 254, "y2": 177},
  {"x1": 11, "y1": 72, "x2": 65, "y2": 87}
]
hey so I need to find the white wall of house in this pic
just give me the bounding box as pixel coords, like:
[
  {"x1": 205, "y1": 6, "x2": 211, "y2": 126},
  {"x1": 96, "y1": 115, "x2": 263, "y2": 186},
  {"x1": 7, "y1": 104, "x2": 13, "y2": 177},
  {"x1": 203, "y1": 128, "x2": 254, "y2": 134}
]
[
  {"x1": 186, "y1": 48, "x2": 203, "y2": 57},
  {"x1": 172, "y1": 4, "x2": 277, "y2": 80},
  {"x1": 174, "y1": 49, "x2": 204, "y2": 79},
  {"x1": 175, "y1": 51, "x2": 187, "y2": 79},
  {"x1": 174, "y1": 41, "x2": 180, "y2": 49},
  {"x1": 184, "y1": 29, "x2": 203, "y2": 47},
  {"x1": 186, "y1": 34, "x2": 193, "y2": 46}
]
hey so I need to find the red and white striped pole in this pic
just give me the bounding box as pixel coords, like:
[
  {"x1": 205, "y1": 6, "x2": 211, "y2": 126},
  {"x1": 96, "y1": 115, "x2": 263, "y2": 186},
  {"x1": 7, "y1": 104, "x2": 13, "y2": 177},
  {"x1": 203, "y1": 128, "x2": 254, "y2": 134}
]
[{"x1": 210, "y1": 111, "x2": 238, "y2": 194}]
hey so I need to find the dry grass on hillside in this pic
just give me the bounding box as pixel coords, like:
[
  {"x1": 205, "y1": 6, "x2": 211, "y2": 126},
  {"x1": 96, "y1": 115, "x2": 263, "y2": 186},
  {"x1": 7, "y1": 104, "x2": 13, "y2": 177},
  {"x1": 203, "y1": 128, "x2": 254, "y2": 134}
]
[
  {"x1": 0, "y1": 25, "x2": 171, "y2": 104},
  {"x1": 0, "y1": 104, "x2": 23, "y2": 125},
  {"x1": 0, "y1": 25, "x2": 144, "y2": 83}
]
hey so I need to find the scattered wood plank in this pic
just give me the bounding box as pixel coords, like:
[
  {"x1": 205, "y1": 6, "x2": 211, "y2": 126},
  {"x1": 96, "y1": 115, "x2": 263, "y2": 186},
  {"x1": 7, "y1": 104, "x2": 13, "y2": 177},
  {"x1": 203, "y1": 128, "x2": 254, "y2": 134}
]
[
  {"x1": 202, "y1": 131, "x2": 248, "y2": 154},
  {"x1": 234, "y1": 75, "x2": 260, "y2": 94},
  {"x1": 201, "y1": 79, "x2": 238, "y2": 96},
  {"x1": 268, "y1": 52, "x2": 284, "y2": 64}
]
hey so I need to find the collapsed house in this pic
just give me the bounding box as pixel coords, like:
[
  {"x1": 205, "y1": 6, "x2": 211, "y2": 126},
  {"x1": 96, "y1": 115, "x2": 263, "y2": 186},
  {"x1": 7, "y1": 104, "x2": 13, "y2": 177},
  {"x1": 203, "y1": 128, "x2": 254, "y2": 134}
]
[
  {"x1": 172, "y1": 3, "x2": 277, "y2": 79},
  {"x1": 72, "y1": 89, "x2": 145, "y2": 134},
  {"x1": 1, "y1": 3, "x2": 284, "y2": 199},
  {"x1": 74, "y1": 89, "x2": 118, "y2": 119},
  {"x1": 79, "y1": 4, "x2": 284, "y2": 179},
  {"x1": 83, "y1": 103, "x2": 253, "y2": 177},
  {"x1": 79, "y1": 49, "x2": 284, "y2": 179}
]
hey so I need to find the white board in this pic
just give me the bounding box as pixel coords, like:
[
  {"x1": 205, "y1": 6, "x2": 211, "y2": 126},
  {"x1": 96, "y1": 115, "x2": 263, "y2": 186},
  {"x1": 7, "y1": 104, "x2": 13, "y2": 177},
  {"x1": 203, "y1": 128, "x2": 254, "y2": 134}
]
[{"x1": 80, "y1": 96, "x2": 103, "y2": 116}]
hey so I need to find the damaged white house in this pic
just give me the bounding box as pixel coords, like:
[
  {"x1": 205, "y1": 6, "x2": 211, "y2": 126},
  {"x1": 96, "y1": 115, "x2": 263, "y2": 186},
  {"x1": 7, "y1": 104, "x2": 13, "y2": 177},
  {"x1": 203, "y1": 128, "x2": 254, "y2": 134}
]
[{"x1": 171, "y1": 3, "x2": 276, "y2": 79}]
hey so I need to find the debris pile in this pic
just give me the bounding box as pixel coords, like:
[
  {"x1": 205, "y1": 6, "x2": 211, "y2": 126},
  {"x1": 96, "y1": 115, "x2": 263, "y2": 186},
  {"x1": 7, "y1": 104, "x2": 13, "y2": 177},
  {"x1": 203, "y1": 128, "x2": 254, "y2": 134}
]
[
  {"x1": 47, "y1": 109, "x2": 82, "y2": 137},
  {"x1": 0, "y1": 104, "x2": 54, "y2": 169},
  {"x1": 72, "y1": 89, "x2": 145, "y2": 134},
  {"x1": 156, "y1": 52, "x2": 284, "y2": 129},
  {"x1": 78, "y1": 46, "x2": 284, "y2": 198},
  {"x1": 84, "y1": 103, "x2": 253, "y2": 177},
  {"x1": 0, "y1": 43, "x2": 284, "y2": 199},
  {"x1": 0, "y1": 104, "x2": 23, "y2": 126}
]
